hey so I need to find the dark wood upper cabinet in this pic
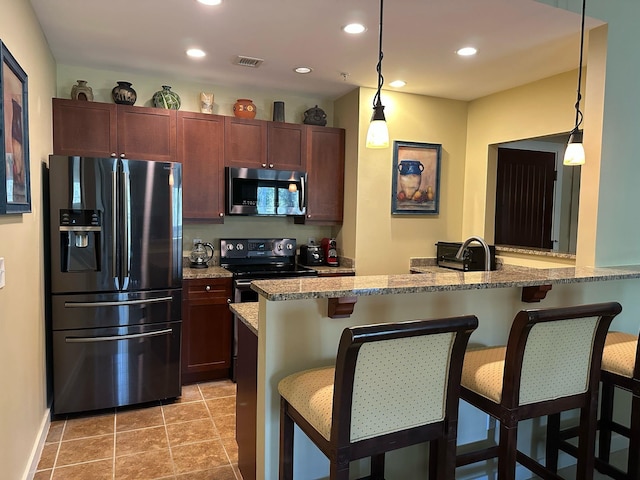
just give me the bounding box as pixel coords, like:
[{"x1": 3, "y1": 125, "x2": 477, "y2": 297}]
[
  {"x1": 52, "y1": 98, "x2": 177, "y2": 162},
  {"x1": 177, "y1": 111, "x2": 225, "y2": 222},
  {"x1": 267, "y1": 122, "x2": 306, "y2": 170},
  {"x1": 296, "y1": 125, "x2": 345, "y2": 225},
  {"x1": 53, "y1": 99, "x2": 117, "y2": 157},
  {"x1": 223, "y1": 116, "x2": 267, "y2": 168}
]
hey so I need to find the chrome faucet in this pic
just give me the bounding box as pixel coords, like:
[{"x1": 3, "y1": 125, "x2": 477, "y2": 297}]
[{"x1": 455, "y1": 236, "x2": 491, "y2": 271}]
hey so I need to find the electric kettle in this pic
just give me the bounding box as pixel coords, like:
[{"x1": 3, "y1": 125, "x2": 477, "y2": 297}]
[{"x1": 189, "y1": 242, "x2": 214, "y2": 268}]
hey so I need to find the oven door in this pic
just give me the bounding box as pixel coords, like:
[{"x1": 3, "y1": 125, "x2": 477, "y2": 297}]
[{"x1": 233, "y1": 279, "x2": 259, "y2": 303}]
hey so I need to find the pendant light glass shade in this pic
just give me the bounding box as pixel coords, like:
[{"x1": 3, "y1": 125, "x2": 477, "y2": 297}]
[
  {"x1": 366, "y1": 104, "x2": 389, "y2": 148},
  {"x1": 366, "y1": 0, "x2": 389, "y2": 149},
  {"x1": 565, "y1": 0, "x2": 587, "y2": 166},
  {"x1": 564, "y1": 130, "x2": 585, "y2": 166}
]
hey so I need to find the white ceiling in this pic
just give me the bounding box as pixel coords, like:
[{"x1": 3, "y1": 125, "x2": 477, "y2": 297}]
[{"x1": 29, "y1": 0, "x2": 604, "y2": 101}]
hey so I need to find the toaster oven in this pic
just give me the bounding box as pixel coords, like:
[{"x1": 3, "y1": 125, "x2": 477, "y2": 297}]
[{"x1": 436, "y1": 241, "x2": 496, "y2": 271}]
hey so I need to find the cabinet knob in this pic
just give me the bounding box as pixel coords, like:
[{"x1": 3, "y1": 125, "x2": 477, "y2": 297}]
[
  {"x1": 227, "y1": 298, "x2": 231, "y2": 304},
  {"x1": 219, "y1": 212, "x2": 224, "y2": 217},
  {"x1": 111, "y1": 153, "x2": 117, "y2": 158},
  {"x1": 120, "y1": 153, "x2": 125, "y2": 158},
  {"x1": 269, "y1": 163, "x2": 274, "y2": 168},
  {"x1": 205, "y1": 285, "x2": 211, "y2": 291},
  {"x1": 261, "y1": 163, "x2": 267, "y2": 168},
  {"x1": 307, "y1": 214, "x2": 311, "y2": 218}
]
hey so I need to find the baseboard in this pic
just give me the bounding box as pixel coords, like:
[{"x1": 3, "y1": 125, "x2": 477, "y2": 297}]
[{"x1": 22, "y1": 407, "x2": 51, "y2": 480}]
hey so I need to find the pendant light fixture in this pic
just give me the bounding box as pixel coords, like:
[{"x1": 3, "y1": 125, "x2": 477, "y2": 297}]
[
  {"x1": 366, "y1": 0, "x2": 389, "y2": 149},
  {"x1": 564, "y1": 0, "x2": 587, "y2": 166}
]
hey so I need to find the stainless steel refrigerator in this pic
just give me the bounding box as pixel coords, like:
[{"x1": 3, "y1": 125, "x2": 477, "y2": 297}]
[{"x1": 47, "y1": 155, "x2": 182, "y2": 414}]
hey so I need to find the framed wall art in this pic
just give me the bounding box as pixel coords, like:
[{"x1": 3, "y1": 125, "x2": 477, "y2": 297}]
[
  {"x1": 392, "y1": 140, "x2": 441, "y2": 215},
  {"x1": 0, "y1": 40, "x2": 30, "y2": 214}
]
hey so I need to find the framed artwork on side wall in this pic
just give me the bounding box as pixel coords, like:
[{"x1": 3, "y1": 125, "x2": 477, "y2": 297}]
[
  {"x1": 392, "y1": 140, "x2": 441, "y2": 215},
  {"x1": 0, "y1": 40, "x2": 30, "y2": 214}
]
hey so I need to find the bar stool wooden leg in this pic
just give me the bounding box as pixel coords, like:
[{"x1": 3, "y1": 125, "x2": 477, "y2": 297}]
[
  {"x1": 499, "y1": 423, "x2": 518, "y2": 480},
  {"x1": 576, "y1": 399, "x2": 598, "y2": 480},
  {"x1": 598, "y1": 380, "x2": 615, "y2": 463},
  {"x1": 546, "y1": 412, "x2": 561, "y2": 472},
  {"x1": 630, "y1": 393, "x2": 640, "y2": 480},
  {"x1": 370, "y1": 454, "x2": 385, "y2": 479},
  {"x1": 279, "y1": 398, "x2": 294, "y2": 480}
]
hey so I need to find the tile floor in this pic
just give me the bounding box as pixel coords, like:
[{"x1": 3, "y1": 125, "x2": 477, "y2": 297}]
[{"x1": 34, "y1": 380, "x2": 243, "y2": 480}]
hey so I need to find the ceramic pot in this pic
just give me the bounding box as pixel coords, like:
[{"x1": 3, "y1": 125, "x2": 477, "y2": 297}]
[
  {"x1": 233, "y1": 98, "x2": 257, "y2": 119},
  {"x1": 303, "y1": 105, "x2": 327, "y2": 126},
  {"x1": 111, "y1": 81, "x2": 137, "y2": 105},
  {"x1": 71, "y1": 80, "x2": 94, "y2": 101},
  {"x1": 153, "y1": 85, "x2": 181, "y2": 110},
  {"x1": 272, "y1": 101, "x2": 285, "y2": 122},
  {"x1": 398, "y1": 160, "x2": 424, "y2": 199},
  {"x1": 200, "y1": 92, "x2": 214, "y2": 114}
]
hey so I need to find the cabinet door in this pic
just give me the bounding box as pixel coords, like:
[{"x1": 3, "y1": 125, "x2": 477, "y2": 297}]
[
  {"x1": 117, "y1": 105, "x2": 177, "y2": 162},
  {"x1": 177, "y1": 112, "x2": 225, "y2": 222},
  {"x1": 224, "y1": 116, "x2": 267, "y2": 168},
  {"x1": 53, "y1": 98, "x2": 117, "y2": 157},
  {"x1": 297, "y1": 125, "x2": 345, "y2": 224},
  {"x1": 182, "y1": 278, "x2": 232, "y2": 384},
  {"x1": 267, "y1": 122, "x2": 306, "y2": 170}
]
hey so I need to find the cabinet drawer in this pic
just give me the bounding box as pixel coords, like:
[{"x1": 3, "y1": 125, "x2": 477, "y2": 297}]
[{"x1": 184, "y1": 278, "x2": 231, "y2": 301}]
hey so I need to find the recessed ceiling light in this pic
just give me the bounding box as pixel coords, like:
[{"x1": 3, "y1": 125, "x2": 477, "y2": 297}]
[
  {"x1": 389, "y1": 80, "x2": 406, "y2": 88},
  {"x1": 197, "y1": 0, "x2": 222, "y2": 5},
  {"x1": 343, "y1": 23, "x2": 366, "y2": 34},
  {"x1": 186, "y1": 48, "x2": 206, "y2": 58},
  {"x1": 294, "y1": 67, "x2": 313, "y2": 74},
  {"x1": 456, "y1": 47, "x2": 477, "y2": 56}
]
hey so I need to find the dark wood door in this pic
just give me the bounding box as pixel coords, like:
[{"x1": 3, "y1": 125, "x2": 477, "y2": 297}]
[
  {"x1": 177, "y1": 111, "x2": 225, "y2": 222},
  {"x1": 223, "y1": 116, "x2": 267, "y2": 168},
  {"x1": 495, "y1": 148, "x2": 556, "y2": 249},
  {"x1": 296, "y1": 125, "x2": 345, "y2": 225},
  {"x1": 267, "y1": 122, "x2": 306, "y2": 170},
  {"x1": 117, "y1": 105, "x2": 176, "y2": 162},
  {"x1": 182, "y1": 278, "x2": 233, "y2": 384},
  {"x1": 53, "y1": 98, "x2": 117, "y2": 157}
]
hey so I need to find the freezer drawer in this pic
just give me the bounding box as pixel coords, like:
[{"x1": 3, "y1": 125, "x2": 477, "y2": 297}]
[
  {"x1": 51, "y1": 289, "x2": 182, "y2": 330},
  {"x1": 52, "y1": 321, "x2": 181, "y2": 414}
]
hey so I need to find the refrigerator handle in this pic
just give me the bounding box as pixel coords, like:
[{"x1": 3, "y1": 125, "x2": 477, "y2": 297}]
[
  {"x1": 111, "y1": 170, "x2": 119, "y2": 285},
  {"x1": 65, "y1": 328, "x2": 174, "y2": 343},
  {"x1": 122, "y1": 169, "x2": 131, "y2": 284}
]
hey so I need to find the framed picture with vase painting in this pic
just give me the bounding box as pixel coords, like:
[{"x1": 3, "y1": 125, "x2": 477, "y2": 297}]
[
  {"x1": 0, "y1": 40, "x2": 30, "y2": 214},
  {"x1": 392, "y1": 141, "x2": 441, "y2": 215}
]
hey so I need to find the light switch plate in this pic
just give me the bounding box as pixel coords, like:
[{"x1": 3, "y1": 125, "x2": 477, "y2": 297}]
[{"x1": 0, "y1": 257, "x2": 5, "y2": 288}]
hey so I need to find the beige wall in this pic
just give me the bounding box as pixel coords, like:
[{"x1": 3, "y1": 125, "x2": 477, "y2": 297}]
[
  {"x1": 0, "y1": 0, "x2": 56, "y2": 478},
  {"x1": 350, "y1": 88, "x2": 468, "y2": 275}
]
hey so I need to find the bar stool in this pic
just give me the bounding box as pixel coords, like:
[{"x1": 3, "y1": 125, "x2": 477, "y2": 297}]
[
  {"x1": 456, "y1": 302, "x2": 621, "y2": 480},
  {"x1": 553, "y1": 329, "x2": 639, "y2": 479},
  {"x1": 277, "y1": 315, "x2": 479, "y2": 480}
]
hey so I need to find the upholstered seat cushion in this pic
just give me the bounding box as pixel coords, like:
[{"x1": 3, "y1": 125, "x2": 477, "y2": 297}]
[
  {"x1": 278, "y1": 366, "x2": 335, "y2": 441},
  {"x1": 603, "y1": 331, "x2": 637, "y2": 378},
  {"x1": 461, "y1": 346, "x2": 506, "y2": 404}
]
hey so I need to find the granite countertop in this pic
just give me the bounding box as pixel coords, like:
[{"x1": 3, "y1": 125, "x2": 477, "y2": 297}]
[
  {"x1": 183, "y1": 265, "x2": 232, "y2": 280},
  {"x1": 229, "y1": 302, "x2": 259, "y2": 335},
  {"x1": 251, "y1": 265, "x2": 640, "y2": 301},
  {"x1": 314, "y1": 265, "x2": 356, "y2": 276}
]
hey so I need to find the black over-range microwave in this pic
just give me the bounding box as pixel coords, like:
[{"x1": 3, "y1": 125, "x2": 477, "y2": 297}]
[{"x1": 226, "y1": 167, "x2": 307, "y2": 216}]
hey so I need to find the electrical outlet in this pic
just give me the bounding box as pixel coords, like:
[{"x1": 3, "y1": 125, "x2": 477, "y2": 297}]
[
  {"x1": 307, "y1": 237, "x2": 316, "y2": 245},
  {"x1": 0, "y1": 257, "x2": 5, "y2": 289},
  {"x1": 193, "y1": 238, "x2": 202, "y2": 245}
]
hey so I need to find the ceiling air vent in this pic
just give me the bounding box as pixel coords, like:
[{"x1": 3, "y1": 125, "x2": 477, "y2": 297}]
[{"x1": 233, "y1": 55, "x2": 264, "y2": 68}]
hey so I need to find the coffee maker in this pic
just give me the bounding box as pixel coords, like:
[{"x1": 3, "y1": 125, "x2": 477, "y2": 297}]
[{"x1": 321, "y1": 238, "x2": 339, "y2": 266}]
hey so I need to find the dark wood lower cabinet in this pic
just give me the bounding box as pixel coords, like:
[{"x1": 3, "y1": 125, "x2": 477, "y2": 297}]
[
  {"x1": 236, "y1": 319, "x2": 258, "y2": 480},
  {"x1": 182, "y1": 278, "x2": 232, "y2": 384}
]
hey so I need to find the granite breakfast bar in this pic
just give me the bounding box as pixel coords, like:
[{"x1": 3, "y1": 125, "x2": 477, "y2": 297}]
[{"x1": 247, "y1": 265, "x2": 640, "y2": 480}]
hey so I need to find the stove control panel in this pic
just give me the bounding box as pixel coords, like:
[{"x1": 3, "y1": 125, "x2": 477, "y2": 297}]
[{"x1": 220, "y1": 238, "x2": 296, "y2": 259}]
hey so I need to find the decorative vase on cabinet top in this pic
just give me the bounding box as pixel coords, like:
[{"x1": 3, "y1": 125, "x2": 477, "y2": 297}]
[
  {"x1": 71, "y1": 80, "x2": 93, "y2": 101},
  {"x1": 303, "y1": 105, "x2": 327, "y2": 126},
  {"x1": 153, "y1": 85, "x2": 181, "y2": 110},
  {"x1": 111, "y1": 81, "x2": 137, "y2": 106},
  {"x1": 233, "y1": 98, "x2": 256, "y2": 119}
]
